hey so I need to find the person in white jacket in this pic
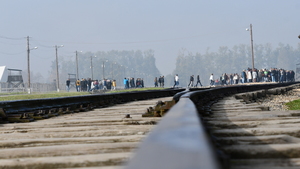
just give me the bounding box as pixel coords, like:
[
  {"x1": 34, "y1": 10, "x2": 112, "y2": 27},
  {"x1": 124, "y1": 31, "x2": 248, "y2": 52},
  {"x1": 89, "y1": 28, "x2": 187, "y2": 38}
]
[
  {"x1": 209, "y1": 74, "x2": 214, "y2": 86},
  {"x1": 247, "y1": 70, "x2": 252, "y2": 82},
  {"x1": 173, "y1": 74, "x2": 179, "y2": 88},
  {"x1": 252, "y1": 70, "x2": 257, "y2": 82}
]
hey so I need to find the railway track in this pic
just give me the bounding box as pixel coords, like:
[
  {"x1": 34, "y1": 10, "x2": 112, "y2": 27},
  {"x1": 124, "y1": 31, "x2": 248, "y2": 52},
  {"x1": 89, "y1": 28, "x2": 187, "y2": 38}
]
[
  {"x1": 0, "y1": 88, "x2": 185, "y2": 169},
  {"x1": 0, "y1": 88, "x2": 184, "y2": 123},
  {"x1": 207, "y1": 94, "x2": 300, "y2": 169},
  {"x1": 125, "y1": 82, "x2": 300, "y2": 169},
  {"x1": 0, "y1": 84, "x2": 300, "y2": 169},
  {"x1": 0, "y1": 96, "x2": 175, "y2": 169}
]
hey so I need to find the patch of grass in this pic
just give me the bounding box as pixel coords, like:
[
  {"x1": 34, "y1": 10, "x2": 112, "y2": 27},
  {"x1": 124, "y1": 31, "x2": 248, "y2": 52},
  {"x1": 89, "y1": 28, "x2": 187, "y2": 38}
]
[
  {"x1": 0, "y1": 92, "x2": 27, "y2": 96},
  {"x1": 285, "y1": 99, "x2": 300, "y2": 110},
  {"x1": 0, "y1": 88, "x2": 167, "y2": 101},
  {"x1": 0, "y1": 92, "x2": 89, "y2": 101}
]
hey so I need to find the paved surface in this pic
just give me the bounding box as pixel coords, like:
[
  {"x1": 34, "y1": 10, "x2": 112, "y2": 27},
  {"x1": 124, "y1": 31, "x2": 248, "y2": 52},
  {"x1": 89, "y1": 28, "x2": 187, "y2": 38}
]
[
  {"x1": 206, "y1": 96, "x2": 300, "y2": 169},
  {"x1": 0, "y1": 97, "x2": 173, "y2": 169}
]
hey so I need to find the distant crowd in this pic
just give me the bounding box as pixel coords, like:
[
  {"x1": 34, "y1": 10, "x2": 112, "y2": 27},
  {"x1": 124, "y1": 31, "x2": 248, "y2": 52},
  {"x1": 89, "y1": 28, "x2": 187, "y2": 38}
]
[
  {"x1": 80, "y1": 78, "x2": 116, "y2": 91},
  {"x1": 65, "y1": 67, "x2": 296, "y2": 91},
  {"x1": 171, "y1": 67, "x2": 296, "y2": 89},
  {"x1": 66, "y1": 77, "x2": 146, "y2": 92},
  {"x1": 210, "y1": 67, "x2": 295, "y2": 86}
]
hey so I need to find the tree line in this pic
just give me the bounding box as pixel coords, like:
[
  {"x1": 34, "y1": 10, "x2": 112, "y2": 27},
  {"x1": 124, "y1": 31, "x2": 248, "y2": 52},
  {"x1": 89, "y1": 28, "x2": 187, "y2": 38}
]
[
  {"x1": 166, "y1": 43, "x2": 300, "y2": 87},
  {"x1": 47, "y1": 49, "x2": 161, "y2": 87},
  {"x1": 45, "y1": 42, "x2": 300, "y2": 88}
]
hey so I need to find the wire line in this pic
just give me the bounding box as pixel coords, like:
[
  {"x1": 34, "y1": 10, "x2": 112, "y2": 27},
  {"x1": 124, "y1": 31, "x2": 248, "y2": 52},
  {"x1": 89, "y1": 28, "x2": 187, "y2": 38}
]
[{"x1": 0, "y1": 35, "x2": 25, "y2": 40}]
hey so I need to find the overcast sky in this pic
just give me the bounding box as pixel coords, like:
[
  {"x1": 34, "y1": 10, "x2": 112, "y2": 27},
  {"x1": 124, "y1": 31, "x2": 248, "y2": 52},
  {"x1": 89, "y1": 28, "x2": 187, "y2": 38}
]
[{"x1": 0, "y1": 0, "x2": 299, "y2": 78}]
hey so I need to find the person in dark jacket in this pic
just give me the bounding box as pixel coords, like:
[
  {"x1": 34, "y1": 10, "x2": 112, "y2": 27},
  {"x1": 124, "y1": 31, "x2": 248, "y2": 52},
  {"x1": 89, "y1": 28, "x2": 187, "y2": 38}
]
[
  {"x1": 241, "y1": 70, "x2": 246, "y2": 83},
  {"x1": 141, "y1": 78, "x2": 144, "y2": 88},
  {"x1": 291, "y1": 70, "x2": 295, "y2": 82},
  {"x1": 188, "y1": 75, "x2": 194, "y2": 88},
  {"x1": 126, "y1": 78, "x2": 130, "y2": 88},
  {"x1": 271, "y1": 68, "x2": 276, "y2": 82},
  {"x1": 154, "y1": 77, "x2": 158, "y2": 87},
  {"x1": 195, "y1": 75, "x2": 202, "y2": 87},
  {"x1": 66, "y1": 79, "x2": 70, "y2": 92},
  {"x1": 161, "y1": 76, "x2": 164, "y2": 88},
  {"x1": 83, "y1": 78, "x2": 87, "y2": 91},
  {"x1": 130, "y1": 78, "x2": 135, "y2": 88},
  {"x1": 80, "y1": 78, "x2": 85, "y2": 91},
  {"x1": 87, "y1": 78, "x2": 92, "y2": 91},
  {"x1": 158, "y1": 76, "x2": 162, "y2": 87}
]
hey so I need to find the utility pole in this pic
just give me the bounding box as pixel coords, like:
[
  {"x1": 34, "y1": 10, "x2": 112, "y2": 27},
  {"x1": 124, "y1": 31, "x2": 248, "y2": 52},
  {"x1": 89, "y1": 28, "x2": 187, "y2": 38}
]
[
  {"x1": 91, "y1": 56, "x2": 94, "y2": 80},
  {"x1": 297, "y1": 36, "x2": 300, "y2": 81},
  {"x1": 102, "y1": 61, "x2": 105, "y2": 79},
  {"x1": 26, "y1": 36, "x2": 37, "y2": 94},
  {"x1": 27, "y1": 36, "x2": 31, "y2": 94},
  {"x1": 76, "y1": 51, "x2": 79, "y2": 80},
  {"x1": 55, "y1": 45, "x2": 64, "y2": 92},
  {"x1": 55, "y1": 45, "x2": 59, "y2": 92},
  {"x1": 111, "y1": 62, "x2": 113, "y2": 79},
  {"x1": 250, "y1": 24, "x2": 255, "y2": 71},
  {"x1": 118, "y1": 65, "x2": 121, "y2": 87}
]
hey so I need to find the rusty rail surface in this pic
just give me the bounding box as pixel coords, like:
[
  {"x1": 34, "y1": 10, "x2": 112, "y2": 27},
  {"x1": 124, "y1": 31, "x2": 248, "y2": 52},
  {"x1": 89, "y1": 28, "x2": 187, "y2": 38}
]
[
  {"x1": 0, "y1": 88, "x2": 185, "y2": 122},
  {"x1": 124, "y1": 82, "x2": 300, "y2": 169}
]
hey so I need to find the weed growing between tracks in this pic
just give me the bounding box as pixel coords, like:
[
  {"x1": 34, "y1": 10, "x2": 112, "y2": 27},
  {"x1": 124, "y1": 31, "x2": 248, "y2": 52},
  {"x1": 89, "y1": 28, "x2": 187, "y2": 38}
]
[
  {"x1": 106, "y1": 87, "x2": 164, "y2": 93},
  {"x1": 285, "y1": 99, "x2": 300, "y2": 110}
]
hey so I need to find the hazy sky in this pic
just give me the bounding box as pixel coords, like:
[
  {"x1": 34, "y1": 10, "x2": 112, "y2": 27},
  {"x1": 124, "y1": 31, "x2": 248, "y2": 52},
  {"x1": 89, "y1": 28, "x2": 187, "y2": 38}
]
[{"x1": 0, "y1": 0, "x2": 299, "y2": 78}]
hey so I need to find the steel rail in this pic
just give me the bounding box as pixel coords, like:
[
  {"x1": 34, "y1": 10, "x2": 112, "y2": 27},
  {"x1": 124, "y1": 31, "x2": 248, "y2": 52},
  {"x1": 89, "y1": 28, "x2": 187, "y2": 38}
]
[
  {"x1": 0, "y1": 88, "x2": 185, "y2": 121},
  {"x1": 124, "y1": 82, "x2": 300, "y2": 169}
]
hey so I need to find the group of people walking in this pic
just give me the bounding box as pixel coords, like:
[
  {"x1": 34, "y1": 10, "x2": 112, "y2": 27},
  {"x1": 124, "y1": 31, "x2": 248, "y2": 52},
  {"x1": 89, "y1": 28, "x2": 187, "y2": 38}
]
[
  {"x1": 154, "y1": 76, "x2": 165, "y2": 87},
  {"x1": 66, "y1": 77, "x2": 146, "y2": 92},
  {"x1": 172, "y1": 74, "x2": 202, "y2": 88},
  {"x1": 66, "y1": 67, "x2": 296, "y2": 91},
  {"x1": 123, "y1": 77, "x2": 144, "y2": 89},
  {"x1": 187, "y1": 75, "x2": 203, "y2": 88},
  {"x1": 211, "y1": 67, "x2": 295, "y2": 86},
  {"x1": 66, "y1": 78, "x2": 117, "y2": 92},
  {"x1": 173, "y1": 67, "x2": 295, "y2": 88}
]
